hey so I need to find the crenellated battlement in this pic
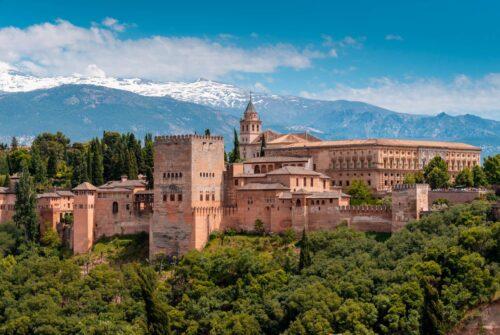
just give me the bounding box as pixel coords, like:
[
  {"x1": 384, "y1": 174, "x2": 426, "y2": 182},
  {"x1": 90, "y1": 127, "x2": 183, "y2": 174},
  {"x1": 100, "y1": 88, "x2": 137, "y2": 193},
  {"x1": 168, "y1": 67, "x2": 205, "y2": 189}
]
[
  {"x1": 337, "y1": 205, "x2": 391, "y2": 213},
  {"x1": 392, "y1": 183, "x2": 428, "y2": 191},
  {"x1": 155, "y1": 134, "x2": 224, "y2": 144},
  {"x1": 191, "y1": 206, "x2": 238, "y2": 215}
]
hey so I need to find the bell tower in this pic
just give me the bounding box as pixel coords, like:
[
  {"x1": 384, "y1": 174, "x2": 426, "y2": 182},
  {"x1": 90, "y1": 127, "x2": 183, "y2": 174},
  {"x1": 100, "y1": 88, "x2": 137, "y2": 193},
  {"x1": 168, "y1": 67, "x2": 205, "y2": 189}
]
[{"x1": 239, "y1": 95, "x2": 262, "y2": 146}]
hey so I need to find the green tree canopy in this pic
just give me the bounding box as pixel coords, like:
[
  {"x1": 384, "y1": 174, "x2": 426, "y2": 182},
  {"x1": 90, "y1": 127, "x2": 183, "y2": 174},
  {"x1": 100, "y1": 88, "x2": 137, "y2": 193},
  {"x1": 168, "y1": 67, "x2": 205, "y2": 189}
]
[
  {"x1": 346, "y1": 180, "x2": 374, "y2": 205},
  {"x1": 454, "y1": 168, "x2": 474, "y2": 187},
  {"x1": 13, "y1": 165, "x2": 39, "y2": 243},
  {"x1": 483, "y1": 154, "x2": 500, "y2": 185}
]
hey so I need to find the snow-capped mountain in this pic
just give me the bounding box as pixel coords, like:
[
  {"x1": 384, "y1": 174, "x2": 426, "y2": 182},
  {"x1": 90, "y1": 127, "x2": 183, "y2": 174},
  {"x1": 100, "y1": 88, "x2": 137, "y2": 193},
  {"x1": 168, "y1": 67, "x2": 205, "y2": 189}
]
[
  {"x1": 0, "y1": 66, "x2": 498, "y2": 157},
  {"x1": 0, "y1": 66, "x2": 253, "y2": 108}
]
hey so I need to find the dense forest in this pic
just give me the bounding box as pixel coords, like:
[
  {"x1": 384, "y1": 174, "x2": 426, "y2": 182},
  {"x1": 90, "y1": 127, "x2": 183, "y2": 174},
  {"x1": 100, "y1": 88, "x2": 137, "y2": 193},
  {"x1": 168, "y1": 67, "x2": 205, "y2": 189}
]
[
  {"x1": 0, "y1": 132, "x2": 155, "y2": 191},
  {"x1": 0, "y1": 200, "x2": 498, "y2": 334}
]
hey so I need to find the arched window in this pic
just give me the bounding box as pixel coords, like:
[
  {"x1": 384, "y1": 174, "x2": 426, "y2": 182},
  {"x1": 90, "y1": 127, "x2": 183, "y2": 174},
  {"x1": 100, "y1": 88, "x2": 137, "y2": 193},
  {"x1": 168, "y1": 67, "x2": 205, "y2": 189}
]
[
  {"x1": 112, "y1": 202, "x2": 118, "y2": 214},
  {"x1": 254, "y1": 165, "x2": 260, "y2": 174}
]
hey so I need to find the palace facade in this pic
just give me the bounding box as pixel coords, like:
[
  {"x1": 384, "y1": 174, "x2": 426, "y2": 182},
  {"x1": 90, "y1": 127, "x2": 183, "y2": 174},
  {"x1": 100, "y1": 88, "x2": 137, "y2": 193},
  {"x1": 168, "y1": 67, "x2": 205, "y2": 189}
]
[{"x1": 0, "y1": 99, "x2": 485, "y2": 257}]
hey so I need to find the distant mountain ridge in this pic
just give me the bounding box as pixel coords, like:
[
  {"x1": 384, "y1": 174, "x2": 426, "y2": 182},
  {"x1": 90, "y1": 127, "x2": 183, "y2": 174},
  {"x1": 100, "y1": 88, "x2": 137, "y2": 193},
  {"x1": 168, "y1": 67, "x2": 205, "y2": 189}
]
[{"x1": 0, "y1": 70, "x2": 498, "y2": 157}]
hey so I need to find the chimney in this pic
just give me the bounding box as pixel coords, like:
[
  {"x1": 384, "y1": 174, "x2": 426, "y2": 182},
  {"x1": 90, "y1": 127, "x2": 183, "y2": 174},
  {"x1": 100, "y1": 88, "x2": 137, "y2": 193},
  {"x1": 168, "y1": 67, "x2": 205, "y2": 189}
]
[{"x1": 121, "y1": 175, "x2": 128, "y2": 182}]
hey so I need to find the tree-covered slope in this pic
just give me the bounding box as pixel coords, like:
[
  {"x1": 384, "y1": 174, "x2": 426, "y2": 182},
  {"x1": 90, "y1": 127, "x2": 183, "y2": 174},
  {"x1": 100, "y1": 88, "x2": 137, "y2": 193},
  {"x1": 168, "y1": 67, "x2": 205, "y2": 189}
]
[{"x1": 0, "y1": 201, "x2": 498, "y2": 334}]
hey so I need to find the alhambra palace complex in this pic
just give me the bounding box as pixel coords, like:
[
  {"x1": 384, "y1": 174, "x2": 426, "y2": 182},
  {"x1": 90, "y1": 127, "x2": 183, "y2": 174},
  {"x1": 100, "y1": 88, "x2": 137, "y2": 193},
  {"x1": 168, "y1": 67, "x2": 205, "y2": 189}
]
[{"x1": 0, "y1": 99, "x2": 486, "y2": 257}]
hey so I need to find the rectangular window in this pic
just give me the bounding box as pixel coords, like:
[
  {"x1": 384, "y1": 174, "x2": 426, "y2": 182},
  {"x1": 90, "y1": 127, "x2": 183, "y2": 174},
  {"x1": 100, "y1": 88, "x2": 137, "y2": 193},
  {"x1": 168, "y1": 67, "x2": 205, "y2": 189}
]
[
  {"x1": 296, "y1": 178, "x2": 299, "y2": 186},
  {"x1": 310, "y1": 178, "x2": 313, "y2": 187},
  {"x1": 163, "y1": 194, "x2": 167, "y2": 202},
  {"x1": 303, "y1": 177, "x2": 306, "y2": 186},
  {"x1": 200, "y1": 193, "x2": 203, "y2": 201},
  {"x1": 170, "y1": 194, "x2": 175, "y2": 201},
  {"x1": 178, "y1": 194, "x2": 182, "y2": 201},
  {"x1": 234, "y1": 179, "x2": 238, "y2": 186}
]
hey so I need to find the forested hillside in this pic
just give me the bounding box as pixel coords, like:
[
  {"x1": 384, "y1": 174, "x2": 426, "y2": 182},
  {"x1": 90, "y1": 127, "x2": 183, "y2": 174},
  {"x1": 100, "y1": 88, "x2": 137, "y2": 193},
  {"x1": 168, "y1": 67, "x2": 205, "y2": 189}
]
[{"x1": 0, "y1": 201, "x2": 498, "y2": 334}]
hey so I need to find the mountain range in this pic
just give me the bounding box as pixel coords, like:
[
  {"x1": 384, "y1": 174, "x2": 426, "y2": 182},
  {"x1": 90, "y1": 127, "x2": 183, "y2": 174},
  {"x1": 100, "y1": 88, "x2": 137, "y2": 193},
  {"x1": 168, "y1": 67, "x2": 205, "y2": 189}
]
[{"x1": 0, "y1": 69, "x2": 498, "y2": 157}]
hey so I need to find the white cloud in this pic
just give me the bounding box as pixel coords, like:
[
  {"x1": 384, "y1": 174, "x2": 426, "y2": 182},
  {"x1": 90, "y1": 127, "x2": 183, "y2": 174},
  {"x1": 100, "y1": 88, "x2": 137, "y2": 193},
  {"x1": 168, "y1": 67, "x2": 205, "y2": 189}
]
[
  {"x1": 0, "y1": 19, "x2": 318, "y2": 81},
  {"x1": 102, "y1": 17, "x2": 126, "y2": 32},
  {"x1": 300, "y1": 75, "x2": 500, "y2": 120},
  {"x1": 253, "y1": 82, "x2": 270, "y2": 93},
  {"x1": 385, "y1": 34, "x2": 403, "y2": 41},
  {"x1": 328, "y1": 48, "x2": 338, "y2": 58}
]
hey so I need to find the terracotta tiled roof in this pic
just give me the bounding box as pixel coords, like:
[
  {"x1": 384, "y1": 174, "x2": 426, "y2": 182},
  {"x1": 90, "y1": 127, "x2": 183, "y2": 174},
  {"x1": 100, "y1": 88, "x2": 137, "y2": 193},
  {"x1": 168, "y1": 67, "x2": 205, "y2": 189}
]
[
  {"x1": 238, "y1": 183, "x2": 289, "y2": 191},
  {"x1": 99, "y1": 179, "x2": 146, "y2": 190},
  {"x1": 267, "y1": 166, "x2": 330, "y2": 178},
  {"x1": 72, "y1": 182, "x2": 97, "y2": 191},
  {"x1": 56, "y1": 190, "x2": 74, "y2": 197},
  {"x1": 269, "y1": 138, "x2": 480, "y2": 150},
  {"x1": 37, "y1": 192, "x2": 61, "y2": 199},
  {"x1": 249, "y1": 130, "x2": 281, "y2": 144},
  {"x1": 244, "y1": 156, "x2": 311, "y2": 163},
  {"x1": 97, "y1": 187, "x2": 132, "y2": 193},
  {"x1": 307, "y1": 192, "x2": 350, "y2": 199}
]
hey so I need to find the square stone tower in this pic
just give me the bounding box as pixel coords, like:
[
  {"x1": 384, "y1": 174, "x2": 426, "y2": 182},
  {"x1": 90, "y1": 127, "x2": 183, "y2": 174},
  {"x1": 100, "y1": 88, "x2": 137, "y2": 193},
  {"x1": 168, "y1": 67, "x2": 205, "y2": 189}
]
[
  {"x1": 72, "y1": 182, "x2": 97, "y2": 254},
  {"x1": 150, "y1": 134, "x2": 225, "y2": 258},
  {"x1": 391, "y1": 183, "x2": 429, "y2": 231}
]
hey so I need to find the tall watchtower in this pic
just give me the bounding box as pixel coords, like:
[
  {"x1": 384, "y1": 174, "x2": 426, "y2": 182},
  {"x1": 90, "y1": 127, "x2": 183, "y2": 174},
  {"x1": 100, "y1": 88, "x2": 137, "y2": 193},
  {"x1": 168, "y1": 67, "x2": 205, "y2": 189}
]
[
  {"x1": 239, "y1": 97, "x2": 262, "y2": 146},
  {"x1": 72, "y1": 182, "x2": 97, "y2": 254},
  {"x1": 150, "y1": 134, "x2": 225, "y2": 258},
  {"x1": 391, "y1": 183, "x2": 429, "y2": 231}
]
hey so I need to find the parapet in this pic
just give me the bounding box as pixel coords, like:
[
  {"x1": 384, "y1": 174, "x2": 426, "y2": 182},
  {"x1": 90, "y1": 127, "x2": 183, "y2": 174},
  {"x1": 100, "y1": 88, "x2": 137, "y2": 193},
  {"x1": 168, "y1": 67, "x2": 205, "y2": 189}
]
[
  {"x1": 392, "y1": 183, "x2": 429, "y2": 192},
  {"x1": 155, "y1": 134, "x2": 224, "y2": 144},
  {"x1": 337, "y1": 205, "x2": 391, "y2": 213}
]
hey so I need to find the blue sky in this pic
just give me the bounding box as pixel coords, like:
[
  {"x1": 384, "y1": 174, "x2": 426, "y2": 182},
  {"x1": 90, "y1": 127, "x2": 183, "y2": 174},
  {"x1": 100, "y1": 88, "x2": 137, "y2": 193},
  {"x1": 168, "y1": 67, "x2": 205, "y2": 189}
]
[{"x1": 1, "y1": 0, "x2": 500, "y2": 119}]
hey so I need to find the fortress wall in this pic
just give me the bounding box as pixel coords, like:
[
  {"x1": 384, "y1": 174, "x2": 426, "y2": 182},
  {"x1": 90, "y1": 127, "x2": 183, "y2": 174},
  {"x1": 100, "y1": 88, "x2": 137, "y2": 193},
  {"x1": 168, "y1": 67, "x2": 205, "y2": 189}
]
[{"x1": 429, "y1": 189, "x2": 488, "y2": 205}]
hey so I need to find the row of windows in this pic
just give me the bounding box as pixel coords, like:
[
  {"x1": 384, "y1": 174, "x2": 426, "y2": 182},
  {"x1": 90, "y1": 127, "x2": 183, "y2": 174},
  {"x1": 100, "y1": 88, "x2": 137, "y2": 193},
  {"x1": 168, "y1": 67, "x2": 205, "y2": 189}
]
[
  {"x1": 0, "y1": 204, "x2": 14, "y2": 210},
  {"x1": 332, "y1": 180, "x2": 371, "y2": 187},
  {"x1": 163, "y1": 172, "x2": 183, "y2": 179},
  {"x1": 76, "y1": 204, "x2": 94, "y2": 209},
  {"x1": 199, "y1": 192, "x2": 216, "y2": 201},
  {"x1": 200, "y1": 172, "x2": 215, "y2": 178},
  {"x1": 240, "y1": 124, "x2": 260, "y2": 132},
  {"x1": 111, "y1": 202, "x2": 131, "y2": 213},
  {"x1": 162, "y1": 194, "x2": 183, "y2": 202}
]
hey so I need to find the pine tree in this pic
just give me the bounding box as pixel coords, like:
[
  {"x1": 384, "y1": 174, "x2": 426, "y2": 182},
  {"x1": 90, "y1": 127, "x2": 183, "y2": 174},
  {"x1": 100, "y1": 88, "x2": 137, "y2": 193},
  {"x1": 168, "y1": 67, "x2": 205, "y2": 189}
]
[
  {"x1": 13, "y1": 165, "x2": 39, "y2": 243},
  {"x1": 259, "y1": 135, "x2": 266, "y2": 157},
  {"x1": 298, "y1": 228, "x2": 312, "y2": 271},
  {"x1": 230, "y1": 128, "x2": 241, "y2": 163},
  {"x1": 29, "y1": 147, "x2": 47, "y2": 185},
  {"x1": 135, "y1": 265, "x2": 171, "y2": 335}
]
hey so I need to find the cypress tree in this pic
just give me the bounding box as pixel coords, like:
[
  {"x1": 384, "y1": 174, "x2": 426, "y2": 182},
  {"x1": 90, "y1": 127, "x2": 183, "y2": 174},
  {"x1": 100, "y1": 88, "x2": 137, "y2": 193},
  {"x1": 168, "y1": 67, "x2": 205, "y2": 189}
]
[
  {"x1": 135, "y1": 265, "x2": 171, "y2": 335},
  {"x1": 298, "y1": 228, "x2": 312, "y2": 271},
  {"x1": 71, "y1": 150, "x2": 89, "y2": 188},
  {"x1": 3, "y1": 173, "x2": 10, "y2": 187},
  {"x1": 128, "y1": 150, "x2": 139, "y2": 180},
  {"x1": 91, "y1": 139, "x2": 104, "y2": 186},
  {"x1": 47, "y1": 151, "x2": 58, "y2": 179},
  {"x1": 259, "y1": 135, "x2": 266, "y2": 157},
  {"x1": 230, "y1": 128, "x2": 241, "y2": 163},
  {"x1": 10, "y1": 137, "x2": 18, "y2": 150},
  {"x1": 0, "y1": 153, "x2": 9, "y2": 175},
  {"x1": 145, "y1": 166, "x2": 154, "y2": 190},
  {"x1": 13, "y1": 165, "x2": 39, "y2": 243},
  {"x1": 30, "y1": 147, "x2": 47, "y2": 185},
  {"x1": 143, "y1": 133, "x2": 154, "y2": 174}
]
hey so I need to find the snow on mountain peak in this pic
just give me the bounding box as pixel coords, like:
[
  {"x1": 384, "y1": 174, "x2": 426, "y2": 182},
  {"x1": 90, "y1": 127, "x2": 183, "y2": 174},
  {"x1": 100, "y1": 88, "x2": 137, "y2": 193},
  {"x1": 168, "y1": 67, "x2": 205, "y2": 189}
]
[{"x1": 0, "y1": 69, "x2": 250, "y2": 109}]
